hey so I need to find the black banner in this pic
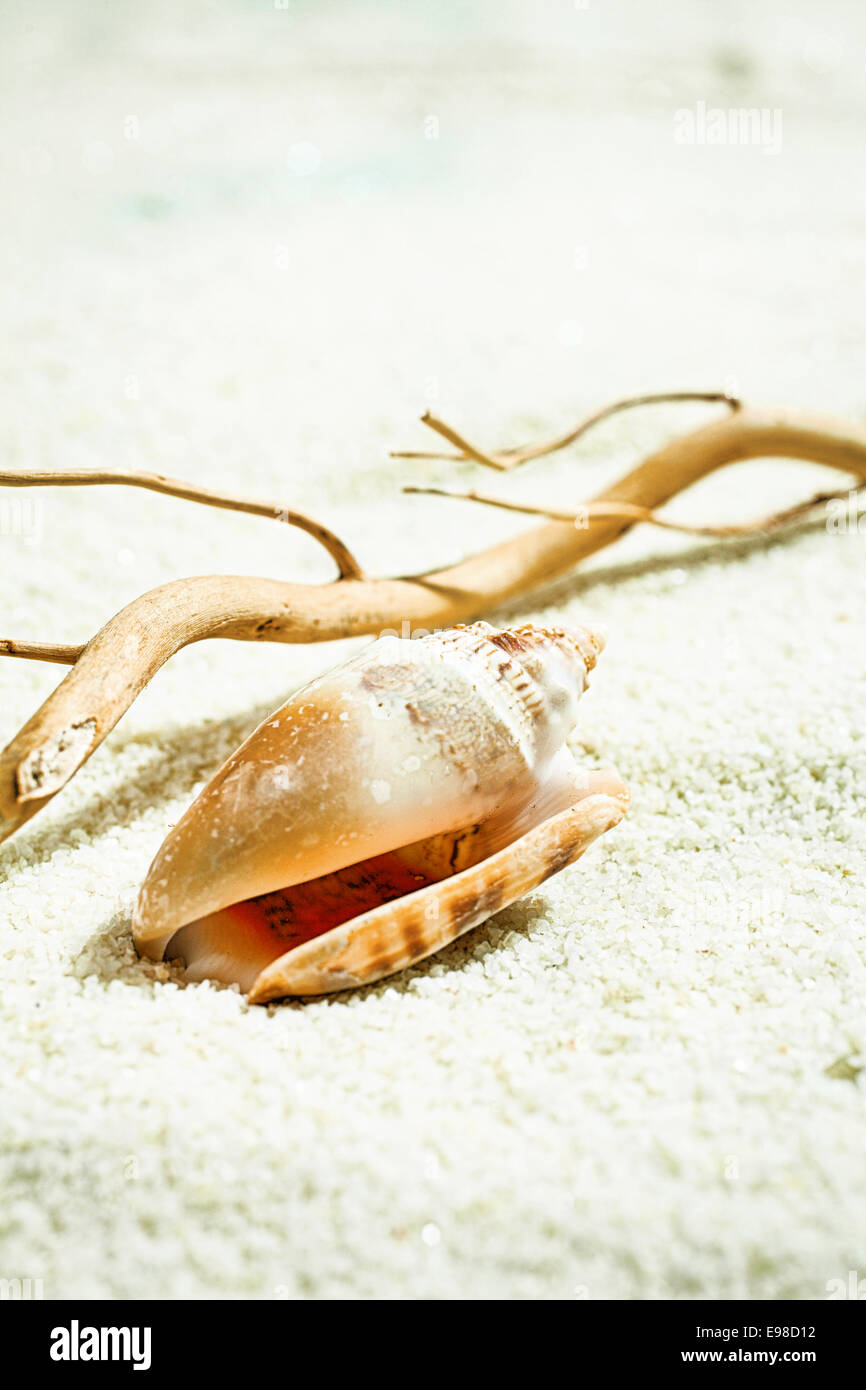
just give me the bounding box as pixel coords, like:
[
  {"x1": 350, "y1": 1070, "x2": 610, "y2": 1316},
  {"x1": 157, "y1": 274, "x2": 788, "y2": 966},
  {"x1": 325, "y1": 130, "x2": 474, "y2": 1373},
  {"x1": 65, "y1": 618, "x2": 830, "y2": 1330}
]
[{"x1": 4, "y1": 1298, "x2": 861, "y2": 1374}]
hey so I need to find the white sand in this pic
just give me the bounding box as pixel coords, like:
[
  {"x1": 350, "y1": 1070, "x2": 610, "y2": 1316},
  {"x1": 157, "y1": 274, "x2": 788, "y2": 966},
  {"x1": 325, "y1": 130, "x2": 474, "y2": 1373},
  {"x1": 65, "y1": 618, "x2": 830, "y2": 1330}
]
[{"x1": 1, "y1": 1, "x2": 865, "y2": 1299}]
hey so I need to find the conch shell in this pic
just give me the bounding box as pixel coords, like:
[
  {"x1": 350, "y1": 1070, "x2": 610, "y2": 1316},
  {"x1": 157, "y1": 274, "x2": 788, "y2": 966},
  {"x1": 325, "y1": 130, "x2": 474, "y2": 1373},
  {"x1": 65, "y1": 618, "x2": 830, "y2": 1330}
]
[{"x1": 133, "y1": 621, "x2": 628, "y2": 1001}]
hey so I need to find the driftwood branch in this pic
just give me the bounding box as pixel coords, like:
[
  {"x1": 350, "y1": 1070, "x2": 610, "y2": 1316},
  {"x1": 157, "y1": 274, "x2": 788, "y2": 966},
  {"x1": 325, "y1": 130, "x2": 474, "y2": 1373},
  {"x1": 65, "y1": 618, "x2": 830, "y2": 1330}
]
[
  {"x1": 0, "y1": 639, "x2": 86, "y2": 665},
  {"x1": 0, "y1": 466, "x2": 363, "y2": 580},
  {"x1": 403, "y1": 483, "x2": 860, "y2": 539},
  {"x1": 391, "y1": 389, "x2": 740, "y2": 469},
  {"x1": 2, "y1": 398, "x2": 865, "y2": 844}
]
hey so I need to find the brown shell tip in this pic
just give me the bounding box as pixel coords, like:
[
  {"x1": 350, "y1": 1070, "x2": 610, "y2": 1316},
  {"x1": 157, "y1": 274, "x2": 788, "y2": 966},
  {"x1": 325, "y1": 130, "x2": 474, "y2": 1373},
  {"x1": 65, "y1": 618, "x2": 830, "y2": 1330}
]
[
  {"x1": 488, "y1": 620, "x2": 606, "y2": 672},
  {"x1": 566, "y1": 622, "x2": 606, "y2": 673},
  {"x1": 583, "y1": 621, "x2": 607, "y2": 658}
]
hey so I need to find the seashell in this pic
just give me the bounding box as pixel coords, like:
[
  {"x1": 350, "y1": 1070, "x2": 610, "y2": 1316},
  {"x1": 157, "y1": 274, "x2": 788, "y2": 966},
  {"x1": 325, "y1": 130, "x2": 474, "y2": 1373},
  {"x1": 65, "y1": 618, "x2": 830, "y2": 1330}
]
[{"x1": 133, "y1": 621, "x2": 628, "y2": 1001}]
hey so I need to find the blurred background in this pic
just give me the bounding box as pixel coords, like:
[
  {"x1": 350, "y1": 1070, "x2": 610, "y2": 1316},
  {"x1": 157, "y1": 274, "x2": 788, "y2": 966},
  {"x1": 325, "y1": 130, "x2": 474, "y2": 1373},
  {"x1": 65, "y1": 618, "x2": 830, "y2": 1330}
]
[{"x1": 1, "y1": 0, "x2": 863, "y2": 600}]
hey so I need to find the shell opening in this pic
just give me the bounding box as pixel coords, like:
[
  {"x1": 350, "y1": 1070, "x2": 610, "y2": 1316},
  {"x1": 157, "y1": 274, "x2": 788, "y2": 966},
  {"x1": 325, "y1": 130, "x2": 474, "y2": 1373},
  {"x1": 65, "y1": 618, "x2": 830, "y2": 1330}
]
[
  {"x1": 163, "y1": 756, "x2": 627, "y2": 997},
  {"x1": 167, "y1": 841, "x2": 462, "y2": 993}
]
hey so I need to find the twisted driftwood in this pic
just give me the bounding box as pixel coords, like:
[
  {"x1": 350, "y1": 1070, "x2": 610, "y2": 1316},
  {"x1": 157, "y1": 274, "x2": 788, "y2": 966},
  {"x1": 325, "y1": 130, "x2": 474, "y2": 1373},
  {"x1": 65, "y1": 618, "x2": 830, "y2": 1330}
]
[{"x1": 2, "y1": 393, "x2": 865, "y2": 845}]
